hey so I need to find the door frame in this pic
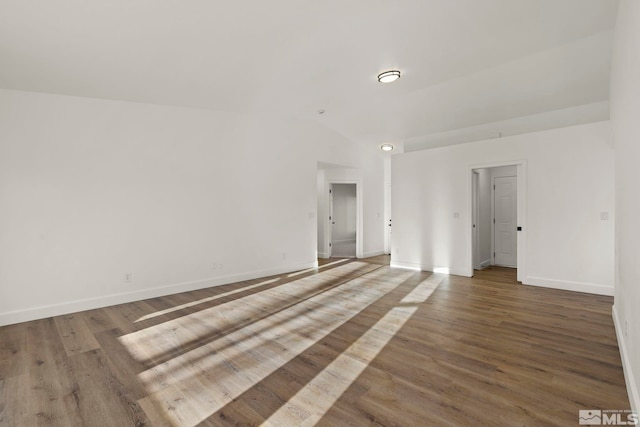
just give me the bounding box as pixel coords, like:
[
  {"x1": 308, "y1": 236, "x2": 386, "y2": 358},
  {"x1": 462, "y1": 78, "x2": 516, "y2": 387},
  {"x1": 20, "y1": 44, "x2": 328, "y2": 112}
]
[
  {"x1": 325, "y1": 179, "x2": 363, "y2": 259},
  {"x1": 468, "y1": 160, "x2": 526, "y2": 282},
  {"x1": 472, "y1": 171, "x2": 480, "y2": 270}
]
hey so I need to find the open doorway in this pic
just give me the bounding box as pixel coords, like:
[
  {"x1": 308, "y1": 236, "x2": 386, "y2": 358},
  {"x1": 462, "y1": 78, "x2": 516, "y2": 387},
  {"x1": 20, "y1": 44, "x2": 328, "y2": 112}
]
[
  {"x1": 316, "y1": 163, "x2": 363, "y2": 259},
  {"x1": 470, "y1": 162, "x2": 526, "y2": 282},
  {"x1": 330, "y1": 183, "x2": 357, "y2": 257}
]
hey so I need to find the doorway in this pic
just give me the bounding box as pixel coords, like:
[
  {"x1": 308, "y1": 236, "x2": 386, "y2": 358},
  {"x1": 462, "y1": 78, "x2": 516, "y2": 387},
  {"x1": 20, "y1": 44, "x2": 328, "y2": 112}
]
[
  {"x1": 470, "y1": 162, "x2": 526, "y2": 282},
  {"x1": 330, "y1": 183, "x2": 357, "y2": 257},
  {"x1": 316, "y1": 163, "x2": 363, "y2": 259}
]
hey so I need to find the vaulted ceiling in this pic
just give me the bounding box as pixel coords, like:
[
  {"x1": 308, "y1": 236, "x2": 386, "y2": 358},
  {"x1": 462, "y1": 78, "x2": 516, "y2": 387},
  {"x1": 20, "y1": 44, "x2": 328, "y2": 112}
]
[{"x1": 0, "y1": 0, "x2": 619, "y2": 151}]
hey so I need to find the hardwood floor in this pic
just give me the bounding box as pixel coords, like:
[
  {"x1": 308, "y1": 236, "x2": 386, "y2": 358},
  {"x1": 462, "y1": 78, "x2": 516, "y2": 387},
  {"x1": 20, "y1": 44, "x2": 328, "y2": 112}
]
[{"x1": 0, "y1": 257, "x2": 629, "y2": 426}]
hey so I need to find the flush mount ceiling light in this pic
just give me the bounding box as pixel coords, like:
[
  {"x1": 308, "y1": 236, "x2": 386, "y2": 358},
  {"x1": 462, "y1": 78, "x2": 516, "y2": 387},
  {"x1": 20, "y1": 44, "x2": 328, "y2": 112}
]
[
  {"x1": 380, "y1": 143, "x2": 394, "y2": 152},
  {"x1": 378, "y1": 70, "x2": 401, "y2": 83}
]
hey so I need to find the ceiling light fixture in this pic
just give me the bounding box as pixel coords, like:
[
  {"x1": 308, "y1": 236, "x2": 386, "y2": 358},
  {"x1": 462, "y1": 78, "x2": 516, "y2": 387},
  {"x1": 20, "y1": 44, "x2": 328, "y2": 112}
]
[
  {"x1": 380, "y1": 143, "x2": 394, "y2": 152},
  {"x1": 378, "y1": 70, "x2": 401, "y2": 83}
]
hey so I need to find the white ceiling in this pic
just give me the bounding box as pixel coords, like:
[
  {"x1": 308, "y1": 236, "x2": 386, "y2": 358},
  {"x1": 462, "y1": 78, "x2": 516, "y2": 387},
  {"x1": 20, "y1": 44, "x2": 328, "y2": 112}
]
[{"x1": 0, "y1": 0, "x2": 619, "y2": 152}]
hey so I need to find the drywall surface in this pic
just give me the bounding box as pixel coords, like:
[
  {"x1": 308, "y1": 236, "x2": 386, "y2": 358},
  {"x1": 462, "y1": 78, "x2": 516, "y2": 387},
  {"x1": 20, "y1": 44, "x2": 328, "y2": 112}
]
[
  {"x1": 0, "y1": 89, "x2": 385, "y2": 325},
  {"x1": 392, "y1": 121, "x2": 614, "y2": 294},
  {"x1": 610, "y1": 0, "x2": 640, "y2": 413}
]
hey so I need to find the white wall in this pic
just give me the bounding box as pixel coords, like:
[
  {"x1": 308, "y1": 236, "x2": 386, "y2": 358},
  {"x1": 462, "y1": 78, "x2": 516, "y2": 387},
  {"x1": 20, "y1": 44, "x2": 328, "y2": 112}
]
[
  {"x1": 392, "y1": 121, "x2": 614, "y2": 295},
  {"x1": 610, "y1": 0, "x2": 640, "y2": 413},
  {"x1": 0, "y1": 89, "x2": 385, "y2": 325}
]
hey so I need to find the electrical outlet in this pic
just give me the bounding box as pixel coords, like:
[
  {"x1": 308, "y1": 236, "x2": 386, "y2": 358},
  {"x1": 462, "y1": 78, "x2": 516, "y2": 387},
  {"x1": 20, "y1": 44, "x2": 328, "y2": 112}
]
[
  {"x1": 625, "y1": 320, "x2": 629, "y2": 339},
  {"x1": 124, "y1": 273, "x2": 132, "y2": 283}
]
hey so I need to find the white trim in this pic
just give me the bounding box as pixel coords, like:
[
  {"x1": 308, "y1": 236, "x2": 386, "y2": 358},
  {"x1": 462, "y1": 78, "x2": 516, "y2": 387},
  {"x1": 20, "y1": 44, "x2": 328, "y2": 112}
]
[
  {"x1": 332, "y1": 238, "x2": 356, "y2": 245},
  {"x1": 0, "y1": 260, "x2": 318, "y2": 327},
  {"x1": 390, "y1": 260, "x2": 468, "y2": 276},
  {"x1": 362, "y1": 250, "x2": 385, "y2": 258},
  {"x1": 480, "y1": 259, "x2": 492, "y2": 268},
  {"x1": 613, "y1": 305, "x2": 639, "y2": 415},
  {"x1": 317, "y1": 252, "x2": 330, "y2": 259},
  {"x1": 523, "y1": 276, "x2": 613, "y2": 296}
]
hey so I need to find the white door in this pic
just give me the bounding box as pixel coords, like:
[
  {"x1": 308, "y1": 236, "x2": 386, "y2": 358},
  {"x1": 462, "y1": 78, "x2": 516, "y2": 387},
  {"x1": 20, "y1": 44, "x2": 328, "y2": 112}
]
[{"x1": 494, "y1": 176, "x2": 517, "y2": 267}]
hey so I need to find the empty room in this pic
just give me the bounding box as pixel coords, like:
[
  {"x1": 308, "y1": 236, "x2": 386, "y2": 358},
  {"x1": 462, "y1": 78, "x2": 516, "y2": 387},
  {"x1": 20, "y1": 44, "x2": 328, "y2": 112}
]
[{"x1": 1, "y1": 0, "x2": 640, "y2": 426}]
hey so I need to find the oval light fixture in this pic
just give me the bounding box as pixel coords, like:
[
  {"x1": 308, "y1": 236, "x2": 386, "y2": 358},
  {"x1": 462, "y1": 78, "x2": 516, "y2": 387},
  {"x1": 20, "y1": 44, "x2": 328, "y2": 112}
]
[
  {"x1": 380, "y1": 143, "x2": 394, "y2": 152},
  {"x1": 378, "y1": 70, "x2": 401, "y2": 83}
]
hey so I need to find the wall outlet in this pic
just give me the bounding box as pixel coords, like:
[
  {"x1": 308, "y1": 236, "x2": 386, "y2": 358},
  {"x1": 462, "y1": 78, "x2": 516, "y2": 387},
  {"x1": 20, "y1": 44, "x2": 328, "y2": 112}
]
[
  {"x1": 625, "y1": 320, "x2": 629, "y2": 339},
  {"x1": 123, "y1": 273, "x2": 132, "y2": 283}
]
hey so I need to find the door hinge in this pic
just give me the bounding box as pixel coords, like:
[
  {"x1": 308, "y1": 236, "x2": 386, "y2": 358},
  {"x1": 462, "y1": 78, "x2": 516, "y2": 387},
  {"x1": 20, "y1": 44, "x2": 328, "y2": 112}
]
[
  {"x1": 329, "y1": 216, "x2": 332, "y2": 220},
  {"x1": 493, "y1": 184, "x2": 495, "y2": 190},
  {"x1": 493, "y1": 218, "x2": 495, "y2": 224},
  {"x1": 493, "y1": 252, "x2": 495, "y2": 257},
  {"x1": 329, "y1": 243, "x2": 332, "y2": 247},
  {"x1": 329, "y1": 189, "x2": 332, "y2": 194}
]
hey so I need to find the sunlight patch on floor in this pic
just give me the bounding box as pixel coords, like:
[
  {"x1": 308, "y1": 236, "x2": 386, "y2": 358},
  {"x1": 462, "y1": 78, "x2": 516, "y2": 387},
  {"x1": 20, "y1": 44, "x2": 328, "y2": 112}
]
[
  {"x1": 119, "y1": 263, "x2": 418, "y2": 426},
  {"x1": 401, "y1": 275, "x2": 443, "y2": 304},
  {"x1": 288, "y1": 258, "x2": 350, "y2": 278},
  {"x1": 135, "y1": 278, "x2": 281, "y2": 322},
  {"x1": 261, "y1": 305, "x2": 419, "y2": 426}
]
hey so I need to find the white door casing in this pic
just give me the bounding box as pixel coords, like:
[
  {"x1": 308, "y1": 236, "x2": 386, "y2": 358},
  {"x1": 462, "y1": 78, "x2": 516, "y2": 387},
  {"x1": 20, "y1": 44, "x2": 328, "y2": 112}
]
[{"x1": 472, "y1": 171, "x2": 480, "y2": 270}]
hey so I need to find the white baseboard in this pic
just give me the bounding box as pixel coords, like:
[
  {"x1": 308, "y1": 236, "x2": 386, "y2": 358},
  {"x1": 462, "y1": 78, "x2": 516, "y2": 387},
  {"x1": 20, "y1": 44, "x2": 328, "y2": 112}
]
[
  {"x1": 333, "y1": 239, "x2": 356, "y2": 245},
  {"x1": 361, "y1": 250, "x2": 385, "y2": 258},
  {"x1": 0, "y1": 260, "x2": 318, "y2": 327},
  {"x1": 318, "y1": 252, "x2": 330, "y2": 259},
  {"x1": 613, "y1": 305, "x2": 639, "y2": 414},
  {"x1": 480, "y1": 259, "x2": 492, "y2": 268},
  {"x1": 524, "y1": 276, "x2": 614, "y2": 296},
  {"x1": 389, "y1": 260, "x2": 469, "y2": 276}
]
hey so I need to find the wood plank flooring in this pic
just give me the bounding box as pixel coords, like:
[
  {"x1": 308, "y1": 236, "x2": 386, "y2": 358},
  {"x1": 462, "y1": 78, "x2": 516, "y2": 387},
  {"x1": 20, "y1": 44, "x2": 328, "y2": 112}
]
[{"x1": 0, "y1": 257, "x2": 630, "y2": 426}]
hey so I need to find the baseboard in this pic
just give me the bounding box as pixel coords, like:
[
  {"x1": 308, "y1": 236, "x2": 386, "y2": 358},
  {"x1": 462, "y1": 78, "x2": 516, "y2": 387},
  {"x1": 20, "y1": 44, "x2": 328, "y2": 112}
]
[
  {"x1": 0, "y1": 260, "x2": 318, "y2": 327},
  {"x1": 389, "y1": 260, "x2": 468, "y2": 276},
  {"x1": 480, "y1": 259, "x2": 492, "y2": 268},
  {"x1": 318, "y1": 252, "x2": 330, "y2": 259},
  {"x1": 361, "y1": 250, "x2": 385, "y2": 258},
  {"x1": 524, "y1": 276, "x2": 614, "y2": 296},
  {"x1": 333, "y1": 239, "x2": 356, "y2": 245},
  {"x1": 613, "y1": 305, "x2": 639, "y2": 414}
]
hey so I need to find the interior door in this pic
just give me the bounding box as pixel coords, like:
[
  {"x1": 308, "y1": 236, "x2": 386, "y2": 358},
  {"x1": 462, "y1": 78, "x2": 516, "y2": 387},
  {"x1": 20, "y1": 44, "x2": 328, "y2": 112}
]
[
  {"x1": 472, "y1": 171, "x2": 480, "y2": 270},
  {"x1": 494, "y1": 176, "x2": 517, "y2": 267}
]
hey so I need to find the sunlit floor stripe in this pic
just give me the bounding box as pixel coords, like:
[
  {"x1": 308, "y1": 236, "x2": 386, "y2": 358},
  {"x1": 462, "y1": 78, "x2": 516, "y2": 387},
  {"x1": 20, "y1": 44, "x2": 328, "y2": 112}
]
[
  {"x1": 127, "y1": 265, "x2": 414, "y2": 426},
  {"x1": 288, "y1": 258, "x2": 350, "y2": 278},
  {"x1": 261, "y1": 305, "x2": 420, "y2": 427},
  {"x1": 124, "y1": 262, "x2": 380, "y2": 363},
  {"x1": 401, "y1": 275, "x2": 443, "y2": 304},
  {"x1": 135, "y1": 278, "x2": 281, "y2": 322}
]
